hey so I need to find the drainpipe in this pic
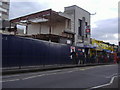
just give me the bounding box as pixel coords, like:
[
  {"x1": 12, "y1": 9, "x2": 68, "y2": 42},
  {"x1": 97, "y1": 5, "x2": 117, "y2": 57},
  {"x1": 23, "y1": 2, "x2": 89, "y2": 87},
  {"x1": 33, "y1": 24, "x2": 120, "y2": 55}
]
[
  {"x1": 14, "y1": 24, "x2": 17, "y2": 35},
  {"x1": 26, "y1": 25, "x2": 28, "y2": 35},
  {"x1": 39, "y1": 23, "x2": 41, "y2": 34},
  {"x1": 25, "y1": 19, "x2": 29, "y2": 35},
  {"x1": 73, "y1": 9, "x2": 75, "y2": 46},
  {"x1": 49, "y1": 9, "x2": 52, "y2": 42}
]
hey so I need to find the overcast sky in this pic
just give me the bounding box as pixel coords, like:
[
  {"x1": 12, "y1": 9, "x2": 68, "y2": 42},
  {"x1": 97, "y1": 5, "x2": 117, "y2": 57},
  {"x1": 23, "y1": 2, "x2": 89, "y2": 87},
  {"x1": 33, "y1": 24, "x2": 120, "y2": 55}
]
[{"x1": 9, "y1": 0, "x2": 119, "y2": 45}]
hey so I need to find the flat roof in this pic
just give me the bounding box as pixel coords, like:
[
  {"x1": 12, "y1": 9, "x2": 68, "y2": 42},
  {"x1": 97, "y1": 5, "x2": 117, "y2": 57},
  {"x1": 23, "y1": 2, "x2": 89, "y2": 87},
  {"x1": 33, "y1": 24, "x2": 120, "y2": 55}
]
[
  {"x1": 10, "y1": 9, "x2": 70, "y2": 23},
  {"x1": 65, "y1": 5, "x2": 91, "y2": 14}
]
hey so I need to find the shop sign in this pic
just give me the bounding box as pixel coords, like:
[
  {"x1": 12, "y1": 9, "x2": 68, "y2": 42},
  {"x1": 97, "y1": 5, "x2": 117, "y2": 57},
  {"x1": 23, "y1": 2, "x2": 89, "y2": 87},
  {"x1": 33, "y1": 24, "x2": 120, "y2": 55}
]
[
  {"x1": 70, "y1": 46, "x2": 75, "y2": 52},
  {"x1": 86, "y1": 25, "x2": 90, "y2": 34}
]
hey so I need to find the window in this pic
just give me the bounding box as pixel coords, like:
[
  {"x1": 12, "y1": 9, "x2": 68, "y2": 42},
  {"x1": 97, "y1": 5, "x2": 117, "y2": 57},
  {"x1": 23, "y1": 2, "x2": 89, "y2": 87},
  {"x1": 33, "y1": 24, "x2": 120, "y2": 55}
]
[
  {"x1": 0, "y1": 7, "x2": 7, "y2": 12},
  {"x1": 0, "y1": 2, "x2": 2, "y2": 6},
  {"x1": 78, "y1": 19, "x2": 82, "y2": 36},
  {"x1": 67, "y1": 19, "x2": 71, "y2": 29},
  {"x1": 3, "y1": 2, "x2": 7, "y2": 4},
  {"x1": 85, "y1": 22, "x2": 87, "y2": 26},
  {"x1": 86, "y1": 34, "x2": 87, "y2": 38},
  {"x1": 0, "y1": 12, "x2": 1, "y2": 16}
]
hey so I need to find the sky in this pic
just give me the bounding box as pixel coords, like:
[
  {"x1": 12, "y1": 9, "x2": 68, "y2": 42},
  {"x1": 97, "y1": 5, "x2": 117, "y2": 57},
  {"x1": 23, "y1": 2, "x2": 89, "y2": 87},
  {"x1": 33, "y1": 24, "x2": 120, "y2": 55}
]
[{"x1": 9, "y1": 0, "x2": 119, "y2": 45}]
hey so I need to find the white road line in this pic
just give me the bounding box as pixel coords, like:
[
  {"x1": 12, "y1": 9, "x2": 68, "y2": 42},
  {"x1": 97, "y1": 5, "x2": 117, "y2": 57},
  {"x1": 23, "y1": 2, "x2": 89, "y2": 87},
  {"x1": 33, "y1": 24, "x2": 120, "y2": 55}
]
[
  {"x1": 3, "y1": 70, "x2": 62, "y2": 78},
  {"x1": 2, "y1": 68, "x2": 84, "y2": 82},
  {"x1": 22, "y1": 76, "x2": 39, "y2": 80},
  {"x1": 46, "y1": 70, "x2": 62, "y2": 73},
  {"x1": 80, "y1": 69, "x2": 85, "y2": 70},
  {"x1": 46, "y1": 73, "x2": 57, "y2": 76},
  {"x1": 104, "y1": 64, "x2": 116, "y2": 67},
  {"x1": 67, "y1": 71, "x2": 74, "y2": 73},
  {"x1": 21, "y1": 70, "x2": 77, "y2": 80},
  {"x1": 90, "y1": 75, "x2": 118, "y2": 89},
  {"x1": 78, "y1": 67, "x2": 95, "y2": 71},
  {"x1": 3, "y1": 70, "x2": 75, "y2": 82},
  {"x1": 22, "y1": 74, "x2": 45, "y2": 80},
  {"x1": 22, "y1": 70, "x2": 69, "y2": 80},
  {"x1": 2, "y1": 79, "x2": 20, "y2": 82},
  {"x1": 106, "y1": 73, "x2": 118, "y2": 78},
  {"x1": 3, "y1": 65, "x2": 117, "y2": 83},
  {"x1": 3, "y1": 65, "x2": 109, "y2": 79}
]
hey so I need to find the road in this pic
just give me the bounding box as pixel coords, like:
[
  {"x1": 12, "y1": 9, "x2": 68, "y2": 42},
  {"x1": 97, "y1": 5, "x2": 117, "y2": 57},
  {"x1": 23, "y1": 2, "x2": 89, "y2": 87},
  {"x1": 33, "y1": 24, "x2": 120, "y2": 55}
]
[{"x1": 2, "y1": 64, "x2": 119, "y2": 89}]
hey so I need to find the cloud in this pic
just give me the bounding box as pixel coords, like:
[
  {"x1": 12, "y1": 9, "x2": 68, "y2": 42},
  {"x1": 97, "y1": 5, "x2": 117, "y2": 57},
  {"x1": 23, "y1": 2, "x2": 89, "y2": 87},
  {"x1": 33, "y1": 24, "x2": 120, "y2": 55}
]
[
  {"x1": 92, "y1": 18, "x2": 118, "y2": 45},
  {"x1": 10, "y1": 0, "x2": 118, "y2": 20},
  {"x1": 9, "y1": 1, "x2": 49, "y2": 19}
]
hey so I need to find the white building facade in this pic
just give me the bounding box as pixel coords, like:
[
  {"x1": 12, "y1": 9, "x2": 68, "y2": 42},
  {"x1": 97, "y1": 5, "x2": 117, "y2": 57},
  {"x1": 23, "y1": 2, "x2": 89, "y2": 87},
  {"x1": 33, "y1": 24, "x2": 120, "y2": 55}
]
[{"x1": 0, "y1": 1, "x2": 10, "y2": 30}]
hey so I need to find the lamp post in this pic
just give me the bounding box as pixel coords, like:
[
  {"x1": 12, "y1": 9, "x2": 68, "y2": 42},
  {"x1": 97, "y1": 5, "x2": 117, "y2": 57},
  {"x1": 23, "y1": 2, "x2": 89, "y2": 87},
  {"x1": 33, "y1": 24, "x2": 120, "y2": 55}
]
[{"x1": 90, "y1": 13, "x2": 98, "y2": 63}]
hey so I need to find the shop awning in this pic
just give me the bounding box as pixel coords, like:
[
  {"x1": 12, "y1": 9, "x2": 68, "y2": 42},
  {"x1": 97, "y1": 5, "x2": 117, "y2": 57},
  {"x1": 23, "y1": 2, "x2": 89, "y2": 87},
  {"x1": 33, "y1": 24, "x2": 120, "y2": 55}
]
[{"x1": 103, "y1": 49, "x2": 111, "y2": 53}]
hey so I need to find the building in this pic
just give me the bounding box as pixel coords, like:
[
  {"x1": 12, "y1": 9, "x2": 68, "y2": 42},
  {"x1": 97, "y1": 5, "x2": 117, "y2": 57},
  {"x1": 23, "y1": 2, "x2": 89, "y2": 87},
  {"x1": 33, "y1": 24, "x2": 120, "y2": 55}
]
[
  {"x1": 0, "y1": 0, "x2": 10, "y2": 30},
  {"x1": 10, "y1": 5, "x2": 91, "y2": 46},
  {"x1": 0, "y1": 1, "x2": 9, "y2": 20},
  {"x1": 62, "y1": 5, "x2": 91, "y2": 46}
]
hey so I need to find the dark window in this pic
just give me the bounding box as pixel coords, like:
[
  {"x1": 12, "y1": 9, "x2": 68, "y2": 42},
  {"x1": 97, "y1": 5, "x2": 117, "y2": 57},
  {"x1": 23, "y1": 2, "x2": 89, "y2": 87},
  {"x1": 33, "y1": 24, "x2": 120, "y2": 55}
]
[
  {"x1": 85, "y1": 22, "x2": 87, "y2": 26},
  {"x1": 78, "y1": 19, "x2": 82, "y2": 36},
  {"x1": 2, "y1": 11, "x2": 8, "y2": 15},
  {"x1": 3, "y1": 2, "x2": 9, "y2": 5},
  {"x1": 86, "y1": 34, "x2": 87, "y2": 38},
  {"x1": 67, "y1": 19, "x2": 71, "y2": 29}
]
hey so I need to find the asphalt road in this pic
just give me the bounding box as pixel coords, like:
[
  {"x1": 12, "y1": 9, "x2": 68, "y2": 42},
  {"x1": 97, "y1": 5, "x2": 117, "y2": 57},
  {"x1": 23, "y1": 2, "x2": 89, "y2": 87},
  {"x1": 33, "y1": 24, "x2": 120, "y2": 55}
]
[{"x1": 2, "y1": 64, "x2": 119, "y2": 89}]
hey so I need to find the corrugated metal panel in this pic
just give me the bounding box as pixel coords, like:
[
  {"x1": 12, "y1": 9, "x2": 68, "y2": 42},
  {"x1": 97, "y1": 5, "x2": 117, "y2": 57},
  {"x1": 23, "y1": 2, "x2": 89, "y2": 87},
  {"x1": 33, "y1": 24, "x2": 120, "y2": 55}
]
[{"x1": 2, "y1": 34, "x2": 72, "y2": 67}]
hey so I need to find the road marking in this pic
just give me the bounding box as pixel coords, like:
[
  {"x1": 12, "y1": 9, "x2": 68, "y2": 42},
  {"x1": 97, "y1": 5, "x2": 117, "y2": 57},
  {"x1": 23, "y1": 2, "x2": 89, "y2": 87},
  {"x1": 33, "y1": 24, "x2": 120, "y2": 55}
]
[
  {"x1": 2, "y1": 66, "x2": 97, "y2": 82},
  {"x1": 3, "y1": 65, "x2": 111, "y2": 79},
  {"x1": 46, "y1": 73, "x2": 57, "y2": 75},
  {"x1": 79, "y1": 67, "x2": 95, "y2": 71},
  {"x1": 90, "y1": 75, "x2": 118, "y2": 89},
  {"x1": 1, "y1": 79, "x2": 20, "y2": 82},
  {"x1": 104, "y1": 64, "x2": 116, "y2": 67},
  {"x1": 22, "y1": 73, "x2": 58, "y2": 80},
  {"x1": 2, "y1": 70, "x2": 76, "y2": 82},
  {"x1": 22, "y1": 74, "x2": 45, "y2": 80},
  {"x1": 46, "y1": 70, "x2": 62, "y2": 73},
  {"x1": 80, "y1": 69, "x2": 86, "y2": 70},
  {"x1": 67, "y1": 71, "x2": 74, "y2": 73},
  {"x1": 106, "y1": 73, "x2": 118, "y2": 78},
  {"x1": 3, "y1": 65, "x2": 117, "y2": 82},
  {"x1": 3, "y1": 67, "x2": 98, "y2": 82}
]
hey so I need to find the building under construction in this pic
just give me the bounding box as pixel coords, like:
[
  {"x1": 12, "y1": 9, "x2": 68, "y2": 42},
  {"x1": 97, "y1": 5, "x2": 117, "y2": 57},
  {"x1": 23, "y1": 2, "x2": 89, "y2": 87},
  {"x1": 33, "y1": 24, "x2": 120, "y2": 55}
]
[{"x1": 10, "y1": 5, "x2": 91, "y2": 46}]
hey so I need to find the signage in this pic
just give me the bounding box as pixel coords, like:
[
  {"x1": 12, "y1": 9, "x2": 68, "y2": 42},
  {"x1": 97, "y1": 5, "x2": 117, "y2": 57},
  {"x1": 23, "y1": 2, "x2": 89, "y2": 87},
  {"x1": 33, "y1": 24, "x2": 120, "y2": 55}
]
[
  {"x1": 92, "y1": 39, "x2": 114, "y2": 51},
  {"x1": 86, "y1": 25, "x2": 90, "y2": 34},
  {"x1": 70, "y1": 46, "x2": 75, "y2": 52},
  {"x1": 76, "y1": 43, "x2": 84, "y2": 47},
  {"x1": 66, "y1": 40, "x2": 71, "y2": 44}
]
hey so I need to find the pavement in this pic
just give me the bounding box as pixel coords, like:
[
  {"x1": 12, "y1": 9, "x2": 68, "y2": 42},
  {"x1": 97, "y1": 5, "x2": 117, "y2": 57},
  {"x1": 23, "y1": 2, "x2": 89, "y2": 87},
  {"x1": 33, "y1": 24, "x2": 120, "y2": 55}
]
[{"x1": 1, "y1": 64, "x2": 119, "y2": 89}]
